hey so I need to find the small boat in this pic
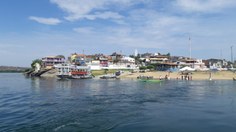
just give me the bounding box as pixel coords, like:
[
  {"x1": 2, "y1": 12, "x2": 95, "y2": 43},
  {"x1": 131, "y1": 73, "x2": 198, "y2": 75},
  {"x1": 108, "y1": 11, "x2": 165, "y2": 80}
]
[
  {"x1": 137, "y1": 75, "x2": 153, "y2": 79},
  {"x1": 233, "y1": 77, "x2": 236, "y2": 81},
  {"x1": 137, "y1": 75, "x2": 163, "y2": 83},
  {"x1": 139, "y1": 79, "x2": 163, "y2": 83},
  {"x1": 100, "y1": 75, "x2": 117, "y2": 79},
  {"x1": 55, "y1": 63, "x2": 92, "y2": 79}
]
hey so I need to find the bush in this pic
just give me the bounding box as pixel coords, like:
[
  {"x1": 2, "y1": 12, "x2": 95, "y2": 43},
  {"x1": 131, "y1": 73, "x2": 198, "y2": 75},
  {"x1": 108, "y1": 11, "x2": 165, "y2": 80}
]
[
  {"x1": 139, "y1": 66, "x2": 147, "y2": 70},
  {"x1": 31, "y1": 59, "x2": 42, "y2": 69},
  {"x1": 147, "y1": 65, "x2": 155, "y2": 70}
]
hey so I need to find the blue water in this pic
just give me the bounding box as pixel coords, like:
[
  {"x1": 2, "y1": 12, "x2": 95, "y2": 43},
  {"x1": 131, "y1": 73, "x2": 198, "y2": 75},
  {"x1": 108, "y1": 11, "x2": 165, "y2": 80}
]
[{"x1": 0, "y1": 73, "x2": 236, "y2": 132}]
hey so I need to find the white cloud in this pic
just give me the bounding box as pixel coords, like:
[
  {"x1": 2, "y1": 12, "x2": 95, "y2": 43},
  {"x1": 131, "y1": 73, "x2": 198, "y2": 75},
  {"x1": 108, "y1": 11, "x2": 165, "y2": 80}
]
[
  {"x1": 50, "y1": 0, "x2": 144, "y2": 21},
  {"x1": 176, "y1": 0, "x2": 236, "y2": 13},
  {"x1": 23, "y1": 0, "x2": 236, "y2": 60},
  {"x1": 84, "y1": 11, "x2": 123, "y2": 20},
  {"x1": 29, "y1": 16, "x2": 61, "y2": 25}
]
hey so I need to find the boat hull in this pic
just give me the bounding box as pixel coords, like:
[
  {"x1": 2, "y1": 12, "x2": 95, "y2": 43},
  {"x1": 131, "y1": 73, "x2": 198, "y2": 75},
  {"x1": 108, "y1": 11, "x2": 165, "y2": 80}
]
[{"x1": 57, "y1": 75, "x2": 92, "y2": 79}]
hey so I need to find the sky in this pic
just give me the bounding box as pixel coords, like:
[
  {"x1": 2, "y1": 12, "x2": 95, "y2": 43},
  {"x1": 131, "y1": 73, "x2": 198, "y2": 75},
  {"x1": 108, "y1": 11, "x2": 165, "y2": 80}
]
[{"x1": 1, "y1": 0, "x2": 236, "y2": 66}]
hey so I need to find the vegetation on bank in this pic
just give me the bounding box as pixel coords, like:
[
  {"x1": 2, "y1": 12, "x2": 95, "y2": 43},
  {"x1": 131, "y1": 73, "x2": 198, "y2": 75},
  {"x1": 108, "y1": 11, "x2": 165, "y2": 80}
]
[
  {"x1": 139, "y1": 65, "x2": 155, "y2": 71},
  {"x1": 31, "y1": 59, "x2": 42, "y2": 69},
  {"x1": 0, "y1": 71, "x2": 25, "y2": 73},
  {"x1": 0, "y1": 66, "x2": 29, "y2": 73},
  {"x1": 92, "y1": 69, "x2": 117, "y2": 76}
]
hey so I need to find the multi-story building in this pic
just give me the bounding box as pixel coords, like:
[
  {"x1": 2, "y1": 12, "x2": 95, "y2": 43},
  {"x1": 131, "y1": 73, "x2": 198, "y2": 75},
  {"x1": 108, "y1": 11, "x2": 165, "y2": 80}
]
[{"x1": 42, "y1": 56, "x2": 65, "y2": 69}]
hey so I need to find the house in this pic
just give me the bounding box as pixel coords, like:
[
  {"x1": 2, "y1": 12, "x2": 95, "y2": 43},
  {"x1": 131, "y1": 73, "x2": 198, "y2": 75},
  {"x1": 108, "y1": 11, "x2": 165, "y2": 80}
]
[
  {"x1": 42, "y1": 55, "x2": 65, "y2": 69},
  {"x1": 98, "y1": 55, "x2": 109, "y2": 67},
  {"x1": 193, "y1": 59, "x2": 207, "y2": 70},
  {"x1": 121, "y1": 56, "x2": 135, "y2": 64},
  {"x1": 69, "y1": 53, "x2": 87, "y2": 66},
  {"x1": 155, "y1": 62, "x2": 178, "y2": 71},
  {"x1": 141, "y1": 52, "x2": 153, "y2": 58},
  {"x1": 149, "y1": 55, "x2": 169, "y2": 64},
  {"x1": 204, "y1": 59, "x2": 229, "y2": 70},
  {"x1": 111, "y1": 52, "x2": 123, "y2": 63}
]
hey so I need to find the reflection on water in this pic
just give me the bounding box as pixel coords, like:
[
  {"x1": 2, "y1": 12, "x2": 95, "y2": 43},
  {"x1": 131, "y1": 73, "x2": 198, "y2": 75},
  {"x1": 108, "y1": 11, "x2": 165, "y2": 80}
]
[{"x1": 0, "y1": 73, "x2": 236, "y2": 132}]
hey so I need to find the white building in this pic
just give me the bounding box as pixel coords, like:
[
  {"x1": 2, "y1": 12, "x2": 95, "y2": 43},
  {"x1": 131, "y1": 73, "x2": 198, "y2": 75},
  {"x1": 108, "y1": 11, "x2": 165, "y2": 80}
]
[{"x1": 121, "y1": 56, "x2": 135, "y2": 63}]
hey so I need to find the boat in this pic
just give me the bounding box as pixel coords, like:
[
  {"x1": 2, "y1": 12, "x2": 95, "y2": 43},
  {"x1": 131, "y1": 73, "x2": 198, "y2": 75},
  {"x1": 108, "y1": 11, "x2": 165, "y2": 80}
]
[
  {"x1": 139, "y1": 79, "x2": 163, "y2": 83},
  {"x1": 233, "y1": 77, "x2": 236, "y2": 81},
  {"x1": 137, "y1": 75, "x2": 163, "y2": 83},
  {"x1": 54, "y1": 63, "x2": 92, "y2": 79},
  {"x1": 100, "y1": 74, "x2": 118, "y2": 79}
]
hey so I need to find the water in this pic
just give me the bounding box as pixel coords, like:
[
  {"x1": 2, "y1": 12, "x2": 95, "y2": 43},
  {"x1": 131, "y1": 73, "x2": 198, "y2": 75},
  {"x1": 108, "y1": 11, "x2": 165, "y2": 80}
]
[{"x1": 0, "y1": 73, "x2": 236, "y2": 132}]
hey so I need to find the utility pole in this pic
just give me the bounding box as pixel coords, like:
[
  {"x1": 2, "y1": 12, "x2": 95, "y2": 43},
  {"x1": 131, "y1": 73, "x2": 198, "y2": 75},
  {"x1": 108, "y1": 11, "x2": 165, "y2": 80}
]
[
  {"x1": 231, "y1": 46, "x2": 233, "y2": 63},
  {"x1": 220, "y1": 49, "x2": 222, "y2": 60},
  {"x1": 220, "y1": 49, "x2": 223, "y2": 67},
  {"x1": 189, "y1": 36, "x2": 192, "y2": 59}
]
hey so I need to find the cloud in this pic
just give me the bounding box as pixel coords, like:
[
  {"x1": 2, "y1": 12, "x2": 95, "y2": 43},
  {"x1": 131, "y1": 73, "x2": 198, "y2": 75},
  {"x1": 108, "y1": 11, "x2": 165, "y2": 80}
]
[
  {"x1": 29, "y1": 16, "x2": 61, "y2": 25},
  {"x1": 49, "y1": 0, "x2": 145, "y2": 21},
  {"x1": 22, "y1": 0, "x2": 236, "y2": 61},
  {"x1": 175, "y1": 0, "x2": 236, "y2": 13},
  {"x1": 83, "y1": 11, "x2": 123, "y2": 20}
]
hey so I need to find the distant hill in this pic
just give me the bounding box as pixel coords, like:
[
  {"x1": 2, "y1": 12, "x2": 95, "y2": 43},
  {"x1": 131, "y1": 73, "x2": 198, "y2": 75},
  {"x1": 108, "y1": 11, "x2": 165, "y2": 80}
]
[{"x1": 0, "y1": 66, "x2": 29, "y2": 73}]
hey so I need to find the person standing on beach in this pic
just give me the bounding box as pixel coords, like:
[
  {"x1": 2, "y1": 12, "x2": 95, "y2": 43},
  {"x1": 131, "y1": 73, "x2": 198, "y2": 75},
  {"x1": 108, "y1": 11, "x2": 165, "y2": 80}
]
[{"x1": 209, "y1": 72, "x2": 212, "y2": 80}]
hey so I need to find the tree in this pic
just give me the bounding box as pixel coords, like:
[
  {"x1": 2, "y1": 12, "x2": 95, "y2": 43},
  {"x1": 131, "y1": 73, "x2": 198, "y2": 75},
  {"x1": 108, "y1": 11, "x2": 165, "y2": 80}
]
[
  {"x1": 31, "y1": 59, "x2": 42, "y2": 69},
  {"x1": 166, "y1": 53, "x2": 170, "y2": 56},
  {"x1": 147, "y1": 65, "x2": 155, "y2": 70},
  {"x1": 56, "y1": 55, "x2": 65, "y2": 59}
]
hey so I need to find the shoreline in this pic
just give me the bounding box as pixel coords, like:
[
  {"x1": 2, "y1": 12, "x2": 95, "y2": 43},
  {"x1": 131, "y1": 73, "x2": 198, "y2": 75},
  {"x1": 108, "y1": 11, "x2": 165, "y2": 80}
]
[
  {"x1": 24, "y1": 69, "x2": 236, "y2": 81},
  {"x1": 119, "y1": 71, "x2": 236, "y2": 80}
]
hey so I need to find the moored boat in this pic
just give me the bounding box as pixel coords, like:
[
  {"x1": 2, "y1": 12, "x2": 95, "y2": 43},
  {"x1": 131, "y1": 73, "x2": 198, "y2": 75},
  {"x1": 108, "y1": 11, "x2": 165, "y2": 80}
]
[
  {"x1": 55, "y1": 63, "x2": 92, "y2": 79},
  {"x1": 100, "y1": 74, "x2": 118, "y2": 79},
  {"x1": 137, "y1": 75, "x2": 163, "y2": 83},
  {"x1": 139, "y1": 79, "x2": 163, "y2": 83}
]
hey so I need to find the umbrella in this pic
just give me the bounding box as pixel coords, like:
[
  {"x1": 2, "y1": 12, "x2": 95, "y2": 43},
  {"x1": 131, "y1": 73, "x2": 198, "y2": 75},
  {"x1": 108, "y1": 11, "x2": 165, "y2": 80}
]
[{"x1": 180, "y1": 66, "x2": 195, "y2": 72}]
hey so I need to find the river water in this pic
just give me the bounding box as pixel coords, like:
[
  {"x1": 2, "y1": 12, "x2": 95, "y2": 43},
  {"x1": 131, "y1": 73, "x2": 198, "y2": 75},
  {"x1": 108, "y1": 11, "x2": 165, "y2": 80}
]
[{"x1": 0, "y1": 73, "x2": 236, "y2": 132}]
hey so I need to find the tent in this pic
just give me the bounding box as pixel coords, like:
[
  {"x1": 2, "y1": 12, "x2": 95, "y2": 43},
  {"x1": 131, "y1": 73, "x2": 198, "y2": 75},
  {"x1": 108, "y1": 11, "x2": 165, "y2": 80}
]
[{"x1": 180, "y1": 66, "x2": 195, "y2": 72}]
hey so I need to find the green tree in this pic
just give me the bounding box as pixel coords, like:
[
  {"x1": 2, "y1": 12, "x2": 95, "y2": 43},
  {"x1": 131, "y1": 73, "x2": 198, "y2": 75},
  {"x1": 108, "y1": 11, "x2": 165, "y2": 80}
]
[
  {"x1": 56, "y1": 55, "x2": 65, "y2": 59},
  {"x1": 31, "y1": 59, "x2": 42, "y2": 69}
]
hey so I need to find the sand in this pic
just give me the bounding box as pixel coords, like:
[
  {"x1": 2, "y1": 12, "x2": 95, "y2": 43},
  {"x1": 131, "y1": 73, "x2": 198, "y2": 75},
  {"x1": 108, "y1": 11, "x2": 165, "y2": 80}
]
[{"x1": 120, "y1": 71, "x2": 236, "y2": 80}]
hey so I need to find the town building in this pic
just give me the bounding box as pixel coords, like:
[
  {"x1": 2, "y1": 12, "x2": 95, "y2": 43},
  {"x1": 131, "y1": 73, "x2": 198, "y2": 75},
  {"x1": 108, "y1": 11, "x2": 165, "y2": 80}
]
[{"x1": 42, "y1": 56, "x2": 65, "y2": 69}]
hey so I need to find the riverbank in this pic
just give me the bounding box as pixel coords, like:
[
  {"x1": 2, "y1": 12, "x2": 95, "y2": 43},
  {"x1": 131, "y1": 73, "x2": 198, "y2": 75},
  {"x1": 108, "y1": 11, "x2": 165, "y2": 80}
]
[
  {"x1": 120, "y1": 71, "x2": 236, "y2": 80},
  {"x1": 30, "y1": 68, "x2": 236, "y2": 80}
]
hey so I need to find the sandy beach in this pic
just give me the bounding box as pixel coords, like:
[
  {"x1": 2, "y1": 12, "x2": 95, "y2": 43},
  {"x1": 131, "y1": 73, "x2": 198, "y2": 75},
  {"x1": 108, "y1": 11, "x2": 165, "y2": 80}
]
[{"x1": 120, "y1": 71, "x2": 236, "y2": 80}]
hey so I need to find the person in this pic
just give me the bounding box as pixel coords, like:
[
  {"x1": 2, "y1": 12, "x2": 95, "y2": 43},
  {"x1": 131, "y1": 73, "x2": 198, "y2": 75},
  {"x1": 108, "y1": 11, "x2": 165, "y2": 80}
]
[
  {"x1": 209, "y1": 72, "x2": 212, "y2": 81},
  {"x1": 165, "y1": 75, "x2": 168, "y2": 80},
  {"x1": 159, "y1": 75, "x2": 162, "y2": 80}
]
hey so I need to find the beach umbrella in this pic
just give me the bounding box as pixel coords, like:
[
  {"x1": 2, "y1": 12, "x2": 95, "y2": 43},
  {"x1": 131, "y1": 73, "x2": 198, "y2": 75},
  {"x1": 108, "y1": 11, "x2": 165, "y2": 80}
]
[{"x1": 180, "y1": 66, "x2": 195, "y2": 72}]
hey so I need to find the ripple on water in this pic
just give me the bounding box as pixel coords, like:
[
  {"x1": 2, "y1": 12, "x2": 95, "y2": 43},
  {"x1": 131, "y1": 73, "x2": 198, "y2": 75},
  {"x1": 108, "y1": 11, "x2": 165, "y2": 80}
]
[
  {"x1": 54, "y1": 121, "x2": 81, "y2": 132},
  {"x1": 1, "y1": 75, "x2": 236, "y2": 132}
]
